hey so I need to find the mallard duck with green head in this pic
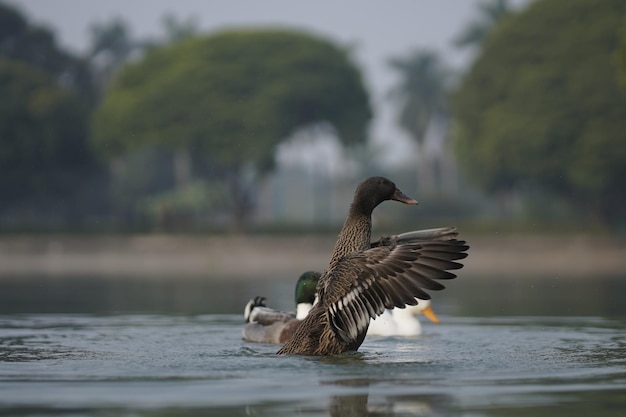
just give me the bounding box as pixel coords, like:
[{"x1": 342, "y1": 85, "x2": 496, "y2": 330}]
[{"x1": 242, "y1": 271, "x2": 321, "y2": 343}]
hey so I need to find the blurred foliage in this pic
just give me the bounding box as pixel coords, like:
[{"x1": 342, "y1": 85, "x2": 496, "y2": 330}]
[
  {"x1": 107, "y1": 147, "x2": 229, "y2": 230},
  {"x1": 87, "y1": 13, "x2": 199, "y2": 95},
  {"x1": 92, "y1": 28, "x2": 371, "y2": 230},
  {"x1": 0, "y1": 59, "x2": 89, "y2": 197},
  {"x1": 0, "y1": 3, "x2": 106, "y2": 227},
  {"x1": 387, "y1": 49, "x2": 457, "y2": 195},
  {"x1": 388, "y1": 50, "x2": 452, "y2": 146},
  {"x1": 453, "y1": 0, "x2": 513, "y2": 50},
  {"x1": 138, "y1": 180, "x2": 229, "y2": 231},
  {"x1": 87, "y1": 16, "x2": 142, "y2": 94},
  {"x1": 454, "y1": 0, "x2": 626, "y2": 227},
  {"x1": 2, "y1": 1, "x2": 624, "y2": 234},
  {"x1": 107, "y1": 147, "x2": 175, "y2": 222},
  {"x1": 158, "y1": 13, "x2": 200, "y2": 43},
  {"x1": 619, "y1": 15, "x2": 626, "y2": 89},
  {"x1": 93, "y1": 28, "x2": 371, "y2": 159},
  {"x1": 0, "y1": 3, "x2": 95, "y2": 102}
]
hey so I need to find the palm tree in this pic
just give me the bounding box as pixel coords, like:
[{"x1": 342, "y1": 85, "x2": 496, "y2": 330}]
[
  {"x1": 388, "y1": 50, "x2": 454, "y2": 193},
  {"x1": 454, "y1": 0, "x2": 512, "y2": 50},
  {"x1": 87, "y1": 17, "x2": 142, "y2": 93},
  {"x1": 389, "y1": 50, "x2": 451, "y2": 144},
  {"x1": 161, "y1": 13, "x2": 199, "y2": 43}
]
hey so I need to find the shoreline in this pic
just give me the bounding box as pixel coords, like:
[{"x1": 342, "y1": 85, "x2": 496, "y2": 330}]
[{"x1": 0, "y1": 234, "x2": 624, "y2": 279}]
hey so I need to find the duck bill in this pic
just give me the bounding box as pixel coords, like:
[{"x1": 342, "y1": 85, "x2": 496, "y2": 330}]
[
  {"x1": 392, "y1": 188, "x2": 418, "y2": 205},
  {"x1": 422, "y1": 305, "x2": 440, "y2": 323}
]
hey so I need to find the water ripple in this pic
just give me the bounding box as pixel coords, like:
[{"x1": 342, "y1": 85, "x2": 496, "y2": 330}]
[{"x1": 0, "y1": 314, "x2": 624, "y2": 416}]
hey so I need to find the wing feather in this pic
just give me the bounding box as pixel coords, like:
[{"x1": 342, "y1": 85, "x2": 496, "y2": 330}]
[{"x1": 322, "y1": 237, "x2": 468, "y2": 345}]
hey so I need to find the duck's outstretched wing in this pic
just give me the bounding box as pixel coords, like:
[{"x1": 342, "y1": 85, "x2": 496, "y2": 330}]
[
  {"x1": 371, "y1": 226, "x2": 459, "y2": 247},
  {"x1": 321, "y1": 238, "x2": 469, "y2": 345}
]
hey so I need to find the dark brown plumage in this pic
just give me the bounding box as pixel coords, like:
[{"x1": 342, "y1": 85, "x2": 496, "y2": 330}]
[{"x1": 277, "y1": 177, "x2": 469, "y2": 355}]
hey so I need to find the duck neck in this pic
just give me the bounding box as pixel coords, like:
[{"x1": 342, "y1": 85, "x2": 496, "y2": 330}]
[
  {"x1": 327, "y1": 205, "x2": 372, "y2": 267},
  {"x1": 393, "y1": 308, "x2": 417, "y2": 320}
]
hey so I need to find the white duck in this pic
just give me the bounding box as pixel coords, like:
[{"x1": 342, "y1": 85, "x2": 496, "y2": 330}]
[{"x1": 367, "y1": 298, "x2": 439, "y2": 336}]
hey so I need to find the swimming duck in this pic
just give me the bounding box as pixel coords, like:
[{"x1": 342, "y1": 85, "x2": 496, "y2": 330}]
[
  {"x1": 243, "y1": 231, "x2": 448, "y2": 342},
  {"x1": 367, "y1": 298, "x2": 439, "y2": 337},
  {"x1": 277, "y1": 176, "x2": 469, "y2": 355},
  {"x1": 242, "y1": 271, "x2": 321, "y2": 343}
]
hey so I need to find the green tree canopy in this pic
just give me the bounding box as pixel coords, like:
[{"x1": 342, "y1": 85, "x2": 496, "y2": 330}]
[
  {"x1": 454, "y1": 0, "x2": 626, "y2": 226},
  {"x1": 0, "y1": 3, "x2": 101, "y2": 226},
  {"x1": 619, "y1": 15, "x2": 626, "y2": 89},
  {"x1": 0, "y1": 3, "x2": 94, "y2": 101},
  {"x1": 93, "y1": 28, "x2": 371, "y2": 162},
  {"x1": 92, "y1": 28, "x2": 371, "y2": 229},
  {"x1": 0, "y1": 58, "x2": 91, "y2": 202}
]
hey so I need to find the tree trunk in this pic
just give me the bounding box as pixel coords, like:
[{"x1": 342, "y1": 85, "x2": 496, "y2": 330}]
[
  {"x1": 228, "y1": 165, "x2": 256, "y2": 233},
  {"x1": 173, "y1": 148, "x2": 192, "y2": 189}
]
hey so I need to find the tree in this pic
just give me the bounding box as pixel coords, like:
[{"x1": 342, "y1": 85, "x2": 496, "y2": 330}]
[
  {"x1": 453, "y1": 0, "x2": 513, "y2": 50},
  {"x1": 0, "y1": 3, "x2": 103, "y2": 226},
  {"x1": 619, "y1": 15, "x2": 626, "y2": 90},
  {"x1": 92, "y1": 29, "x2": 371, "y2": 230},
  {"x1": 454, "y1": 0, "x2": 626, "y2": 226},
  {"x1": 88, "y1": 14, "x2": 200, "y2": 93},
  {"x1": 87, "y1": 17, "x2": 140, "y2": 94},
  {"x1": 389, "y1": 51, "x2": 451, "y2": 146},
  {"x1": 0, "y1": 58, "x2": 92, "y2": 212},
  {"x1": 0, "y1": 3, "x2": 95, "y2": 99},
  {"x1": 159, "y1": 13, "x2": 199, "y2": 43},
  {"x1": 388, "y1": 50, "x2": 454, "y2": 193},
  {"x1": 87, "y1": 14, "x2": 201, "y2": 214}
]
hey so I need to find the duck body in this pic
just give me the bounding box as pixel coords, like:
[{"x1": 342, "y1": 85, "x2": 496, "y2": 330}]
[
  {"x1": 367, "y1": 298, "x2": 439, "y2": 337},
  {"x1": 242, "y1": 271, "x2": 320, "y2": 344},
  {"x1": 242, "y1": 311, "x2": 303, "y2": 344},
  {"x1": 277, "y1": 177, "x2": 469, "y2": 356}
]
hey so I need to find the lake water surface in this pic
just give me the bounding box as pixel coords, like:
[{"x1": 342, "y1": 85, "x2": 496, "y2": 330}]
[{"x1": 0, "y1": 274, "x2": 624, "y2": 416}]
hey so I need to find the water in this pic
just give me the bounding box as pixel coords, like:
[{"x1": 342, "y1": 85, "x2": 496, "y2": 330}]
[{"x1": 0, "y1": 275, "x2": 625, "y2": 416}]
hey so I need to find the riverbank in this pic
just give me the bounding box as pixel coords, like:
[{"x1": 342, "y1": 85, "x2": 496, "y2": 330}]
[{"x1": 0, "y1": 234, "x2": 624, "y2": 279}]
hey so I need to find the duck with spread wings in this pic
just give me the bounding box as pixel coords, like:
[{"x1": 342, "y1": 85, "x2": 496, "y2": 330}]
[{"x1": 277, "y1": 176, "x2": 469, "y2": 355}]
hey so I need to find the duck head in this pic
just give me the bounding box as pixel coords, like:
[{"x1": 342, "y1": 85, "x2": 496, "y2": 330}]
[
  {"x1": 352, "y1": 177, "x2": 418, "y2": 215},
  {"x1": 405, "y1": 298, "x2": 440, "y2": 323},
  {"x1": 295, "y1": 271, "x2": 321, "y2": 319}
]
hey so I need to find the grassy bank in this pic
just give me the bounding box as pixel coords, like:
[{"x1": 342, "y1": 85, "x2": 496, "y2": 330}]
[{"x1": 0, "y1": 233, "x2": 624, "y2": 279}]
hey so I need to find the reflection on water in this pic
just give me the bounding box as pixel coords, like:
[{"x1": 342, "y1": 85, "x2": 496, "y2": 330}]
[
  {"x1": 0, "y1": 275, "x2": 291, "y2": 315},
  {"x1": 0, "y1": 314, "x2": 624, "y2": 417},
  {"x1": 0, "y1": 273, "x2": 624, "y2": 317},
  {"x1": 0, "y1": 271, "x2": 625, "y2": 416}
]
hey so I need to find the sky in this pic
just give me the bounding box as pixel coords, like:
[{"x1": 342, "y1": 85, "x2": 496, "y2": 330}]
[{"x1": 6, "y1": 0, "x2": 530, "y2": 168}]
